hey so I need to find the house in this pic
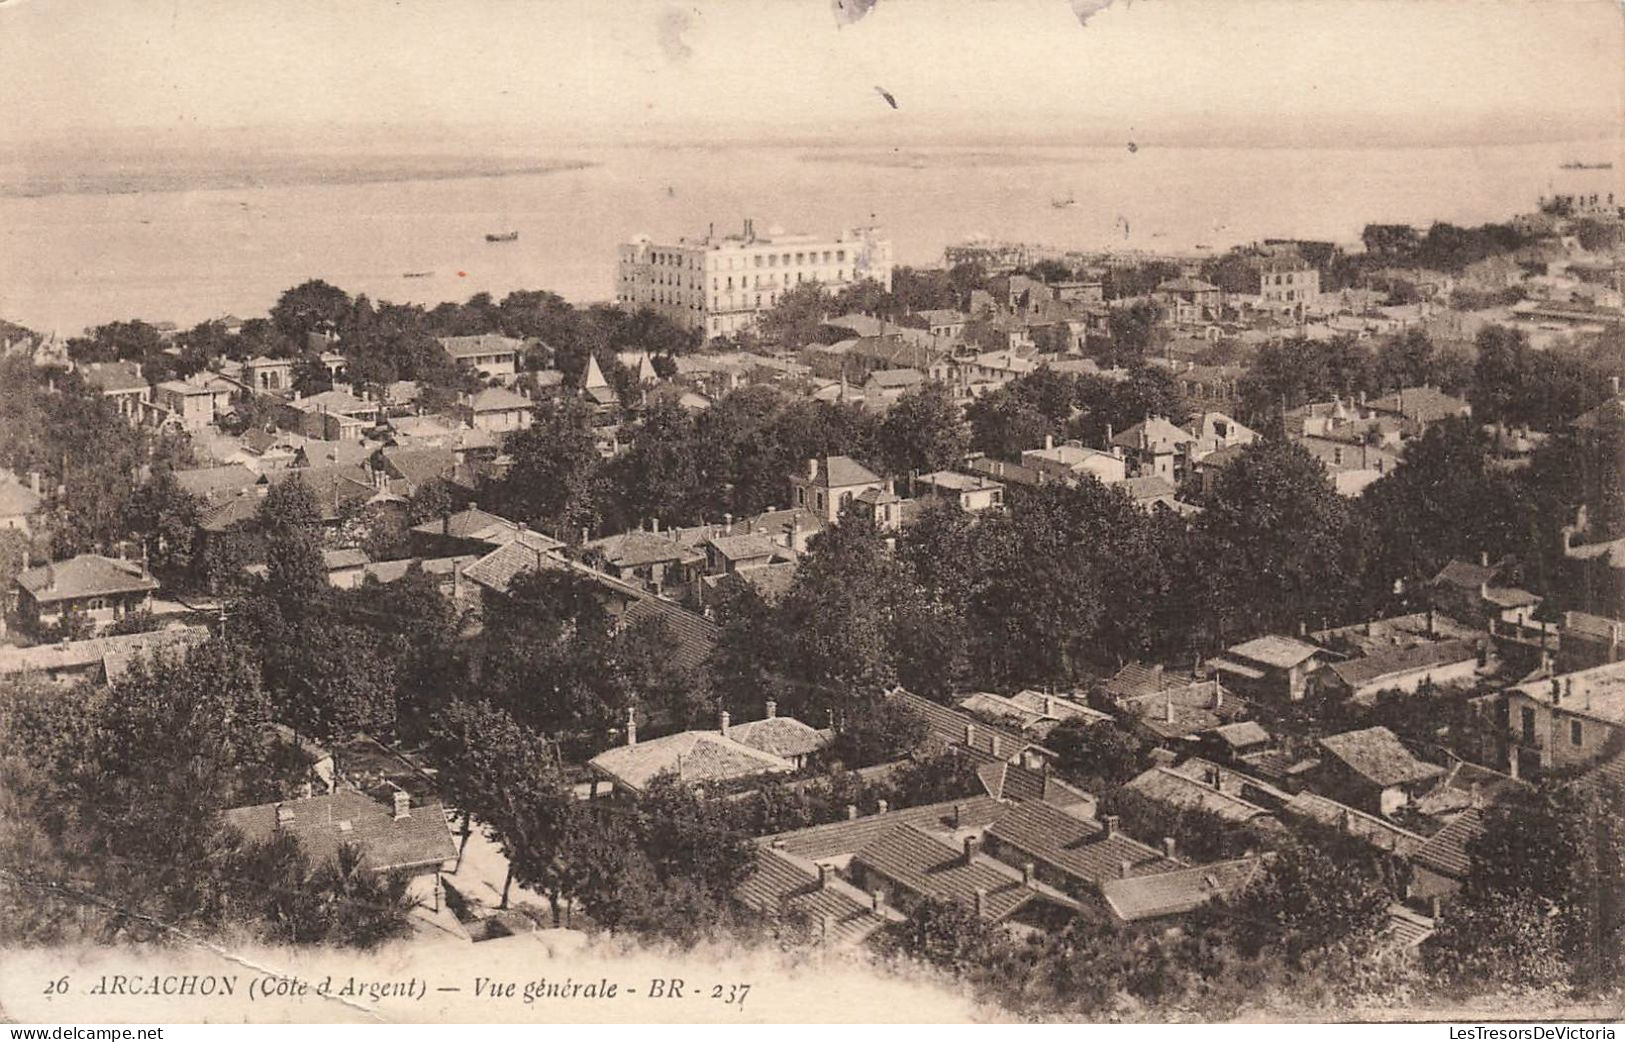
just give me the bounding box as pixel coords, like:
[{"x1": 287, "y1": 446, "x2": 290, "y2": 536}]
[
  {"x1": 438, "y1": 334, "x2": 522, "y2": 381},
  {"x1": 1022, "y1": 437, "x2": 1128, "y2": 485},
  {"x1": 1100, "y1": 856, "x2": 1265, "y2": 924},
  {"x1": 704, "y1": 533, "x2": 792, "y2": 576},
  {"x1": 0, "y1": 474, "x2": 43, "y2": 534},
  {"x1": 456, "y1": 386, "x2": 534, "y2": 433},
  {"x1": 375, "y1": 446, "x2": 463, "y2": 496},
  {"x1": 725, "y1": 700, "x2": 832, "y2": 770},
  {"x1": 1557, "y1": 610, "x2": 1625, "y2": 672},
  {"x1": 244, "y1": 356, "x2": 296, "y2": 393},
  {"x1": 278, "y1": 389, "x2": 380, "y2": 441},
  {"x1": 1503, "y1": 660, "x2": 1625, "y2": 780},
  {"x1": 1211, "y1": 635, "x2": 1331, "y2": 702},
  {"x1": 408, "y1": 507, "x2": 533, "y2": 558},
  {"x1": 1110, "y1": 475, "x2": 1198, "y2": 516},
  {"x1": 980, "y1": 800, "x2": 1182, "y2": 906},
  {"x1": 1102, "y1": 662, "x2": 1244, "y2": 744},
  {"x1": 1365, "y1": 386, "x2": 1471, "y2": 431},
  {"x1": 788, "y1": 456, "x2": 887, "y2": 524},
  {"x1": 1430, "y1": 556, "x2": 1541, "y2": 631},
  {"x1": 1200, "y1": 720, "x2": 1273, "y2": 762},
  {"x1": 1406, "y1": 807, "x2": 1484, "y2": 908},
  {"x1": 957, "y1": 689, "x2": 1111, "y2": 740},
  {"x1": 1156, "y1": 277, "x2": 1223, "y2": 324},
  {"x1": 79, "y1": 360, "x2": 151, "y2": 421},
  {"x1": 587, "y1": 709, "x2": 797, "y2": 797},
  {"x1": 0, "y1": 624, "x2": 208, "y2": 685},
  {"x1": 1122, "y1": 764, "x2": 1280, "y2": 829},
  {"x1": 1282, "y1": 791, "x2": 1427, "y2": 856},
  {"x1": 1313, "y1": 726, "x2": 1446, "y2": 817},
  {"x1": 585, "y1": 526, "x2": 706, "y2": 597},
  {"x1": 848, "y1": 823, "x2": 1078, "y2": 924},
  {"x1": 224, "y1": 789, "x2": 457, "y2": 876},
  {"x1": 1110, "y1": 416, "x2": 1193, "y2": 482},
  {"x1": 735, "y1": 845, "x2": 897, "y2": 945},
  {"x1": 153, "y1": 375, "x2": 235, "y2": 431},
  {"x1": 13, "y1": 554, "x2": 159, "y2": 632},
  {"x1": 912, "y1": 471, "x2": 1005, "y2": 512},
  {"x1": 887, "y1": 686, "x2": 1053, "y2": 767},
  {"x1": 172, "y1": 463, "x2": 264, "y2": 503},
  {"x1": 1317, "y1": 640, "x2": 1481, "y2": 704}
]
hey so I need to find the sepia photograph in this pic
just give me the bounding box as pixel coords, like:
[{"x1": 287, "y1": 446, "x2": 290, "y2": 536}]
[{"x1": 0, "y1": 0, "x2": 1622, "y2": 1028}]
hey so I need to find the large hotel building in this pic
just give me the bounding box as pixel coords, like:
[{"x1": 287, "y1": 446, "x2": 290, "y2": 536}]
[{"x1": 616, "y1": 219, "x2": 894, "y2": 338}]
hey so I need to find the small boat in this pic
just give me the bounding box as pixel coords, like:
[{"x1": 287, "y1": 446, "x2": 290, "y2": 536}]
[
  {"x1": 1051, "y1": 194, "x2": 1077, "y2": 209},
  {"x1": 1560, "y1": 161, "x2": 1613, "y2": 170},
  {"x1": 403, "y1": 271, "x2": 434, "y2": 279},
  {"x1": 485, "y1": 231, "x2": 519, "y2": 243},
  {"x1": 1127, "y1": 141, "x2": 1138, "y2": 153}
]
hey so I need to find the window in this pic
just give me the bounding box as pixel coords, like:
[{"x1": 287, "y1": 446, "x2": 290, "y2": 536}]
[
  {"x1": 782, "y1": 253, "x2": 791, "y2": 265},
  {"x1": 815, "y1": 492, "x2": 825, "y2": 512},
  {"x1": 796, "y1": 252, "x2": 804, "y2": 264},
  {"x1": 837, "y1": 250, "x2": 846, "y2": 262},
  {"x1": 796, "y1": 488, "x2": 805, "y2": 506},
  {"x1": 840, "y1": 492, "x2": 853, "y2": 508},
  {"x1": 1521, "y1": 706, "x2": 1536, "y2": 743},
  {"x1": 768, "y1": 254, "x2": 777, "y2": 267},
  {"x1": 755, "y1": 255, "x2": 763, "y2": 268},
  {"x1": 1571, "y1": 719, "x2": 1584, "y2": 746}
]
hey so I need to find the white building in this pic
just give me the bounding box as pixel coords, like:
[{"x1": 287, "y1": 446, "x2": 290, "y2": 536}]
[{"x1": 617, "y1": 219, "x2": 893, "y2": 339}]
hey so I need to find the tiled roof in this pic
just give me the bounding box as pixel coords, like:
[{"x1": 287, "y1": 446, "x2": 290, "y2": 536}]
[
  {"x1": 1328, "y1": 640, "x2": 1477, "y2": 690},
  {"x1": 322, "y1": 547, "x2": 370, "y2": 570},
  {"x1": 1227, "y1": 635, "x2": 1326, "y2": 669},
  {"x1": 983, "y1": 799, "x2": 1180, "y2": 889},
  {"x1": 1366, "y1": 386, "x2": 1469, "y2": 424},
  {"x1": 1111, "y1": 416, "x2": 1190, "y2": 453},
  {"x1": 1382, "y1": 904, "x2": 1436, "y2": 950},
  {"x1": 806, "y1": 455, "x2": 882, "y2": 489},
  {"x1": 1282, "y1": 792, "x2": 1426, "y2": 855},
  {"x1": 1101, "y1": 856, "x2": 1264, "y2": 922},
  {"x1": 438, "y1": 334, "x2": 524, "y2": 360},
  {"x1": 1432, "y1": 558, "x2": 1498, "y2": 590},
  {"x1": 1124, "y1": 766, "x2": 1275, "y2": 825},
  {"x1": 362, "y1": 554, "x2": 478, "y2": 585},
  {"x1": 1004, "y1": 689, "x2": 1111, "y2": 724},
  {"x1": 16, "y1": 555, "x2": 158, "y2": 604},
  {"x1": 0, "y1": 625, "x2": 207, "y2": 680},
  {"x1": 707, "y1": 533, "x2": 785, "y2": 562},
  {"x1": 1213, "y1": 720, "x2": 1271, "y2": 748},
  {"x1": 760, "y1": 796, "x2": 1007, "y2": 861},
  {"x1": 619, "y1": 596, "x2": 720, "y2": 675},
  {"x1": 224, "y1": 789, "x2": 457, "y2": 872},
  {"x1": 379, "y1": 447, "x2": 457, "y2": 489},
  {"x1": 735, "y1": 847, "x2": 892, "y2": 945},
  {"x1": 286, "y1": 389, "x2": 373, "y2": 416},
  {"x1": 1562, "y1": 611, "x2": 1625, "y2": 643},
  {"x1": 588, "y1": 530, "x2": 697, "y2": 569},
  {"x1": 410, "y1": 507, "x2": 524, "y2": 544},
  {"x1": 975, "y1": 760, "x2": 1094, "y2": 809},
  {"x1": 1409, "y1": 808, "x2": 1483, "y2": 881},
  {"x1": 727, "y1": 717, "x2": 831, "y2": 760},
  {"x1": 172, "y1": 464, "x2": 262, "y2": 502},
  {"x1": 1317, "y1": 726, "x2": 1446, "y2": 788},
  {"x1": 464, "y1": 387, "x2": 532, "y2": 412},
  {"x1": 79, "y1": 360, "x2": 147, "y2": 393},
  {"x1": 0, "y1": 480, "x2": 42, "y2": 518},
  {"x1": 888, "y1": 687, "x2": 1035, "y2": 760},
  {"x1": 461, "y1": 534, "x2": 567, "y2": 594},
  {"x1": 589, "y1": 731, "x2": 793, "y2": 793},
  {"x1": 851, "y1": 823, "x2": 1048, "y2": 922}
]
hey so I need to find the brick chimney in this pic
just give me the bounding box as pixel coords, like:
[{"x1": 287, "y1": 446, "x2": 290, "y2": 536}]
[
  {"x1": 275, "y1": 803, "x2": 294, "y2": 829},
  {"x1": 765, "y1": 699, "x2": 777, "y2": 719},
  {"x1": 1103, "y1": 814, "x2": 1119, "y2": 838},
  {"x1": 1162, "y1": 836, "x2": 1177, "y2": 859},
  {"x1": 393, "y1": 790, "x2": 411, "y2": 820},
  {"x1": 964, "y1": 722, "x2": 975, "y2": 746},
  {"x1": 1119, "y1": 859, "x2": 1133, "y2": 879},
  {"x1": 870, "y1": 890, "x2": 884, "y2": 913},
  {"x1": 952, "y1": 803, "x2": 964, "y2": 828},
  {"x1": 626, "y1": 707, "x2": 638, "y2": 746},
  {"x1": 846, "y1": 803, "x2": 859, "y2": 820},
  {"x1": 876, "y1": 799, "x2": 889, "y2": 814},
  {"x1": 1021, "y1": 862, "x2": 1035, "y2": 885},
  {"x1": 719, "y1": 710, "x2": 731, "y2": 737},
  {"x1": 973, "y1": 888, "x2": 987, "y2": 917},
  {"x1": 816, "y1": 863, "x2": 831, "y2": 889}
]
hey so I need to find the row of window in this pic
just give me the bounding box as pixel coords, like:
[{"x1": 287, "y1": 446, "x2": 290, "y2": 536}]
[{"x1": 1520, "y1": 706, "x2": 1585, "y2": 746}]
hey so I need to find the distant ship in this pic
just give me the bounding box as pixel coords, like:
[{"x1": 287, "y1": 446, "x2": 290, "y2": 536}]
[
  {"x1": 1127, "y1": 141, "x2": 1139, "y2": 153},
  {"x1": 485, "y1": 231, "x2": 519, "y2": 243},
  {"x1": 1051, "y1": 194, "x2": 1077, "y2": 209},
  {"x1": 403, "y1": 271, "x2": 434, "y2": 279},
  {"x1": 1560, "y1": 161, "x2": 1613, "y2": 170}
]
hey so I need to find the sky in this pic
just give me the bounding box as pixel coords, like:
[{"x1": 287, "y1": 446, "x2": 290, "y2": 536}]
[{"x1": 0, "y1": 0, "x2": 1621, "y2": 147}]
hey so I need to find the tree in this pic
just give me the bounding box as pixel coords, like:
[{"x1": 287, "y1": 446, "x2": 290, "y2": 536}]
[
  {"x1": 825, "y1": 695, "x2": 929, "y2": 768},
  {"x1": 494, "y1": 398, "x2": 605, "y2": 541},
  {"x1": 271, "y1": 279, "x2": 352, "y2": 343},
  {"x1": 1103, "y1": 301, "x2": 1163, "y2": 367},
  {"x1": 877, "y1": 383, "x2": 967, "y2": 476},
  {"x1": 125, "y1": 470, "x2": 202, "y2": 582},
  {"x1": 258, "y1": 476, "x2": 326, "y2": 603},
  {"x1": 1223, "y1": 842, "x2": 1389, "y2": 966},
  {"x1": 880, "y1": 897, "x2": 1001, "y2": 973},
  {"x1": 757, "y1": 282, "x2": 833, "y2": 349},
  {"x1": 1046, "y1": 718, "x2": 1146, "y2": 791},
  {"x1": 608, "y1": 397, "x2": 699, "y2": 528}
]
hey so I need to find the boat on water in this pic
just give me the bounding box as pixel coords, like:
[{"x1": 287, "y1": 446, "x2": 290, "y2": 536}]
[
  {"x1": 485, "y1": 231, "x2": 519, "y2": 243},
  {"x1": 403, "y1": 271, "x2": 434, "y2": 279},
  {"x1": 1051, "y1": 194, "x2": 1077, "y2": 209},
  {"x1": 1560, "y1": 161, "x2": 1613, "y2": 170}
]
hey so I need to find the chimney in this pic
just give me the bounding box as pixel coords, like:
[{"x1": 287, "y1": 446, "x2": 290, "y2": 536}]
[
  {"x1": 29, "y1": 471, "x2": 39, "y2": 496},
  {"x1": 870, "y1": 890, "x2": 884, "y2": 913},
  {"x1": 719, "y1": 710, "x2": 730, "y2": 737},
  {"x1": 1021, "y1": 861, "x2": 1035, "y2": 886},
  {"x1": 724, "y1": 512, "x2": 734, "y2": 535},
  {"x1": 1480, "y1": 550, "x2": 1489, "y2": 568},
  {"x1": 275, "y1": 803, "x2": 294, "y2": 829},
  {"x1": 393, "y1": 790, "x2": 411, "y2": 820},
  {"x1": 626, "y1": 707, "x2": 638, "y2": 746},
  {"x1": 876, "y1": 799, "x2": 889, "y2": 815},
  {"x1": 1162, "y1": 836, "x2": 1177, "y2": 859},
  {"x1": 651, "y1": 517, "x2": 660, "y2": 533},
  {"x1": 1103, "y1": 814, "x2": 1119, "y2": 838},
  {"x1": 1164, "y1": 693, "x2": 1175, "y2": 725},
  {"x1": 805, "y1": 458, "x2": 818, "y2": 481},
  {"x1": 973, "y1": 888, "x2": 987, "y2": 918},
  {"x1": 1428, "y1": 896, "x2": 1442, "y2": 921},
  {"x1": 952, "y1": 803, "x2": 964, "y2": 828},
  {"x1": 765, "y1": 699, "x2": 777, "y2": 719},
  {"x1": 1119, "y1": 859, "x2": 1133, "y2": 879},
  {"x1": 846, "y1": 803, "x2": 859, "y2": 820},
  {"x1": 1044, "y1": 433, "x2": 1054, "y2": 452},
  {"x1": 965, "y1": 722, "x2": 976, "y2": 746},
  {"x1": 961, "y1": 836, "x2": 977, "y2": 866},
  {"x1": 816, "y1": 863, "x2": 831, "y2": 890},
  {"x1": 1613, "y1": 375, "x2": 1621, "y2": 396}
]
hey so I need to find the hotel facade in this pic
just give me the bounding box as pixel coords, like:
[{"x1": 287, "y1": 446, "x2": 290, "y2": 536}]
[{"x1": 616, "y1": 219, "x2": 893, "y2": 338}]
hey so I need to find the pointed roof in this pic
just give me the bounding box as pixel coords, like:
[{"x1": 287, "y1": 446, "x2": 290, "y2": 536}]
[{"x1": 584, "y1": 353, "x2": 610, "y2": 390}]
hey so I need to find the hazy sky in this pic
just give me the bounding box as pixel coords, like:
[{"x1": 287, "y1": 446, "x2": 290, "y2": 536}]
[{"x1": 1, "y1": 0, "x2": 1620, "y2": 145}]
